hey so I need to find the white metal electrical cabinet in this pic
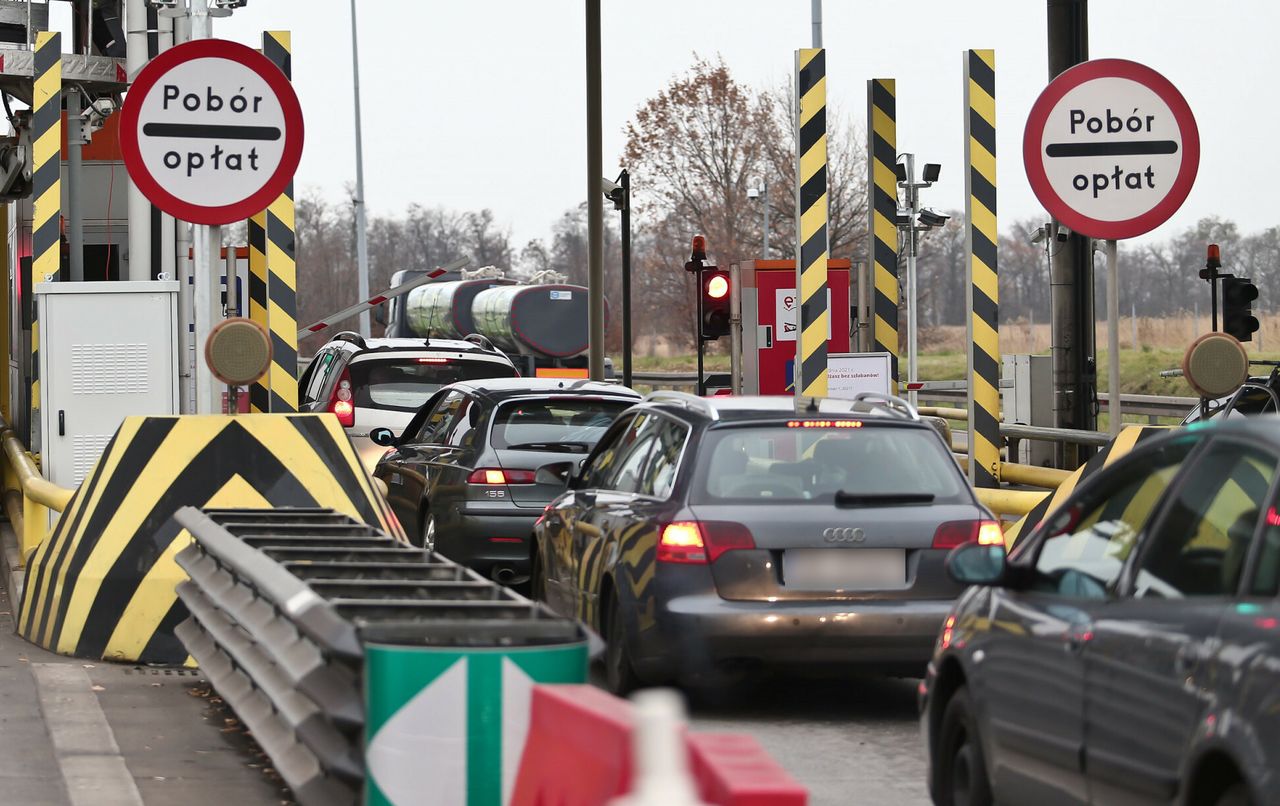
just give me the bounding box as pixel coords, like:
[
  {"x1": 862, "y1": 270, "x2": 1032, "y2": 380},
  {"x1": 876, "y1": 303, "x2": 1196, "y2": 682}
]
[{"x1": 35, "y1": 281, "x2": 180, "y2": 490}]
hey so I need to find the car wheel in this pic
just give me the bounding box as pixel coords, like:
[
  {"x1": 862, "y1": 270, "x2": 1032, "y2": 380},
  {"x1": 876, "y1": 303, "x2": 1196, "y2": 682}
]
[
  {"x1": 1214, "y1": 783, "x2": 1251, "y2": 806},
  {"x1": 936, "y1": 686, "x2": 993, "y2": 806},
  {"x1": 603, "y1": 593, "x2": 643, "y2": 696},
  {"x1": 421, "y1": 511, "x2": 437, "y2": 552}
]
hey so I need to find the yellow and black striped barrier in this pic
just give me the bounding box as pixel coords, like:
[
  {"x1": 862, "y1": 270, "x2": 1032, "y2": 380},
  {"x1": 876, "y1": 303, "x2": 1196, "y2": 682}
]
[
  {"x1": 264, "y1": 31, "x2": 299, "y2": 412},
  {"x1": 19, "y1": 414, "x2": 406, "y2": 663},
  {"x1": 31, "y1": 31, "x2": 61, "y2": 436},
  {"x1": 794, "y1": 48, "x2": 828, "y2": 399},
  {"x1": 965, "y1": 49, "x2": 1000, "y2": 488},
  {"x1": 867, "y1": 78, "x2": 899, "y2": 388},
  {"x1": 247, "y1": 210, "x2": 270, "y2": 412}
]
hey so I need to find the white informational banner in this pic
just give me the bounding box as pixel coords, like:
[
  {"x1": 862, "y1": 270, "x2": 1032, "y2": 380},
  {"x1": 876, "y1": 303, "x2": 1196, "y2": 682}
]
[
  {"x1": 826, "y1": 352, "x2": 892, "y2": 400},
  {"x1": 775, "y1": 288, "x2": 831, "y2": 342}
]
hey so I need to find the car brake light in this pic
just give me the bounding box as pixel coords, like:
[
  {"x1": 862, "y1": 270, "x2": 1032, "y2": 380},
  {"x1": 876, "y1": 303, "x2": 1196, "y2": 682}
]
[
  {"x1": 658, "y1": 521, "x2": 755, "y2": 564},
  {"x1": 417, "y1": 357, "x2": 450, "y2": 364},
  {"x1": 327, "y1": 367, "x2": 355, "y2": 427},
  {"x1": 467, "y1": 468, "x2": 536, "y2": 485},
  {"x1": 932, "y1": 519, "x2": 1003, "y2": 549}
]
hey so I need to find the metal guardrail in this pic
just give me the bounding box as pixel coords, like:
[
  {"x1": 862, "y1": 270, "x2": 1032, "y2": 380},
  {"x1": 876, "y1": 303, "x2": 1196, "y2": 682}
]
[
  {"x1": 0, "y1": 414, "x2": 74, "y2": 558},
  {"x1": 174, "y1": 506, "x2": 584, "y2": 806}
]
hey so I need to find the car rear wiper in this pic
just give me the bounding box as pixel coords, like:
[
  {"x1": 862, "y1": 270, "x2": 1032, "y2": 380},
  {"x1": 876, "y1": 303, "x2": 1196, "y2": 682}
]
[
  {"x1": 505, "y1": 441, "x2": 592, "y2": 453},
  {"x1": 834, "y1": 491, "x2": 936, "y2": 507}
]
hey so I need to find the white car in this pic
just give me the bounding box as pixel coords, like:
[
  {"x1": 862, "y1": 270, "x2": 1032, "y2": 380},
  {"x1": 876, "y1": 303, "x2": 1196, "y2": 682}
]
[{"x1": 299, "y1": 332, "x2": 519, "y2": 469}]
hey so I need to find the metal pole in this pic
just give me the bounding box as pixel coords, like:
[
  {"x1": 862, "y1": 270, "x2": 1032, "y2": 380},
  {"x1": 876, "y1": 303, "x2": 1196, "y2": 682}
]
[
  {"x1": 810, "y1": 0, "x2": 822, "y2": 47},
  {"x1": 349, "y1": 0, "x2": 371, "y2": 337},
  {"x1": 1131, "y1": 301, "x2": 1137, "y2": 349},
  {"x1": 173, "y1": 5, "x2": 192, "y2": 410},
  {"x1": 855, "y1": 260, "x2": 868, "y2": 351},
  {"x1": 1047, "y1": 0, "x2": 1092, "y2": 465},
  {"x1": 696, "y1": 266, "x2": 705, "y2": 396},
  {"x1": 585, "y1": 0, "x2": 605, "y2": 380},
  {"x1": 1106, "y1": 239, "x2": 1120, "y2": 437},
  {"x1": 66, "y1": 89, "x2": 84, "y2": 282},
  {"x1": 905, "y1": 154, "x2": 919, "y2": 407},
  {"x1": 762, "y1": 177, "x2": 770, "y2": 258},
  {"x1": 125, "y1": 0, "x2": 151, "y2": 281},
  {"x1": 620, "y1": 169, "x2": 632, "y2": 388},
  {"x1": 188, "y1": 0, "x2": 219, "y2": 413},
  {"x1": 730, "y1": 262, "x2": 742, "y2": 394},
  {"x1": 1210, "y1": 273, "x2": 1219, "y2": 332}
]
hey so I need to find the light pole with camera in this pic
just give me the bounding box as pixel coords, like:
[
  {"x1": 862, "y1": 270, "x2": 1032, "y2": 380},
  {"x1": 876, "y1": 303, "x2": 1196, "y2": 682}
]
[{"x1": 895, "y1": 154, "x2": 945, "y2": 405}]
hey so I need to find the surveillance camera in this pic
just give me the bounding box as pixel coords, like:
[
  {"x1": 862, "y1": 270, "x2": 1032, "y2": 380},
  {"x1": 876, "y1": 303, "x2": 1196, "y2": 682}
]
[
  {"x1": 918, "y1": 208, "x2": 950, "y2": 228},
  {"x1": 747, "y1": 187, "x2": 759, "y2": 200},
  {"x1": 1030, "y1": 226, "x2": 1047, "y2": 245},
  {"x1": 922, "y1": 163, "x2": 941, "y2": 184},
  {"x1": 1055, "y1": 224, "x2": 1071, "y2": 242},
  {"x1": 599, "y1": 177, "x2": 620, "y2": 196}
]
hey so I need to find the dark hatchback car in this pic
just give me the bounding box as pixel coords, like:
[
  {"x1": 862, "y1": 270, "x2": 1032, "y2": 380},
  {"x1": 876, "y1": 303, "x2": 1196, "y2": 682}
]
[
  {"x1": 370, "y1": 378, "x2": 640, "y2": 585},
  {"x1": 532, "y1": 391, "x2": 1000, "y2": 693},
  {"x1": 922, "y1": 420, "x2": 1280, "y2": 806}
]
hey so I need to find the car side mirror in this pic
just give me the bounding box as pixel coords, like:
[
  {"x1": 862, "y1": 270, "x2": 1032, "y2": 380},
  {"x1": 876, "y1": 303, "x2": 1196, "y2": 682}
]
[
  {"x1": 369, "y1": 427, "x2": 397, "y2": 447},
  {"x1": 946, "y1": 543, "x2": 1007, "y2": 586}
]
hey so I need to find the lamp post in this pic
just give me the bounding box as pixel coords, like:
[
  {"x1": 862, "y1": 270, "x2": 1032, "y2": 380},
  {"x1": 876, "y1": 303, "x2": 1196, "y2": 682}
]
[
  {"x1": 895, "y1": 154, "x2": 944, "y2": 406},
  {"x1": 602, "y1": 170, "x2": 632, "y2": 388},
  {"x1": 748, "y1": 178, "x2": 769, "y2": 258}
]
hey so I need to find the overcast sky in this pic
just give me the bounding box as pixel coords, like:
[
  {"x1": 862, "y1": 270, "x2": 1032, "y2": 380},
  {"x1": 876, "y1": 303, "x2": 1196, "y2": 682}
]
[{"x1": 199, "y1": 1, "x2": 1278, "y2": 256}]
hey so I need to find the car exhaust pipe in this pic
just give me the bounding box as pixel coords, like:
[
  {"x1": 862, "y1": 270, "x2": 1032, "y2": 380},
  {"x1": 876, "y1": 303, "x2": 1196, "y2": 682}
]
[{"x1": 493, "y1": 566, "x2": 518, "y2": 585}]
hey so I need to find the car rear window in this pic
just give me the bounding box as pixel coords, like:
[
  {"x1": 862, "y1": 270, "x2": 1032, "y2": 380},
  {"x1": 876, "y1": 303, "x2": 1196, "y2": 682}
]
[
  {"x1": 490, "y1": 398, "x2": 632, "y2": 452},
  {"x1": 350, "y1": 357, "x2": 516, "y2": 412},
  {"x1": 692, "y1": 422, "x2": 969, "y2": 503}
]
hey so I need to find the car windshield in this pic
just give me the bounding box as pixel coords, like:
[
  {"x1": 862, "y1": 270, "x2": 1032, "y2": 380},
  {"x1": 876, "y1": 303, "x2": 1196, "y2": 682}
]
[
  {"x1": 693, "y1": 423, "x2": 969, "y2": 503},
  {"x1": 350, "y1": 357, "x2": 515, "y2": 412},
  {"x1": 490, "y1": 398, "x2": 632, "y2": 452}
]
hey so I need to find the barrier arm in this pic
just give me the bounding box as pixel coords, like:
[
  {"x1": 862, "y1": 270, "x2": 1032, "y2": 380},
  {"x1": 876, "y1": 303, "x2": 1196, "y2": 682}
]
[
  {"x1": 297, "y1": 257, "x2": 467, "y2": 341},
  {"x1": 0, "y1": 416, "x2": 74, "y2": 559}
]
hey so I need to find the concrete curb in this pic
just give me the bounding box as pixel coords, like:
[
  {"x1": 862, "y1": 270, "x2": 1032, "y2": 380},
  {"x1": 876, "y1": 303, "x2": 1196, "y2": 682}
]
[{"x1": 1, "y1": 524, "x2": 23, "y2": 606}]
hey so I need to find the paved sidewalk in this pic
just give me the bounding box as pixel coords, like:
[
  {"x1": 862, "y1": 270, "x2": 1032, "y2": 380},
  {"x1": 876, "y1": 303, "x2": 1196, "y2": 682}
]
[{"x1": 0, "y1": 539, "x2": 291, "y2": 806}]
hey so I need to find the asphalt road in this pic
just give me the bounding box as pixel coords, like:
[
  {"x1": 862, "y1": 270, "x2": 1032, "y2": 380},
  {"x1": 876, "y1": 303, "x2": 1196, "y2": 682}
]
[{"x1": 685, "y1": 674, "x2": 932, "y2": 806}]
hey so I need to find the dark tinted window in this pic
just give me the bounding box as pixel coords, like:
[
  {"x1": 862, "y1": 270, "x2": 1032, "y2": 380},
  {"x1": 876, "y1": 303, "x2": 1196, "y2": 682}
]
[
  {"x1": 603, "y1": 414, "x2": 662, "y2": 493},
  {"x1": 693, "y1": 423, "x2": 966, "y2": 503},
  {"x1": 350, "y1": 357, "x2": 515, "y2": 412},
  {"x1": 1133, "y1": 440, "x2": 1276, "y2": 598},
  {"x1": 642, "y1": 417, "x2": 688, "y2": 499},
  {"x1": 579, "y1": 414, "x2": 634, "y2": 489},
  {"x1": 412, "y1": 391, "x2": 468, "y2": 443},
  {"x1": 303, "y1": 350, "x2": 335, "y2": 403},
  {"x1": 490, "y1": 397, "x2": 630, "y2": 453}
]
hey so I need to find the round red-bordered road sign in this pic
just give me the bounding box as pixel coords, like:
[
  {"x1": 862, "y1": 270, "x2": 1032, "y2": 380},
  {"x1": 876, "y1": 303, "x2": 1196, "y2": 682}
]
[
  {"x1": 120, "y1": 39, "x2": 304, "y2": 226},
  {"x1": 1023, "y1": 58, "x2": 1198, "y2": 240}
]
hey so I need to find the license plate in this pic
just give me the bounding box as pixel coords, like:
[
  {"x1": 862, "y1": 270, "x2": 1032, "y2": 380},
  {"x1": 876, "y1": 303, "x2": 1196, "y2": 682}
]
[{"x1": 783, "y1": 548, "x2": 906, "y2": 590}]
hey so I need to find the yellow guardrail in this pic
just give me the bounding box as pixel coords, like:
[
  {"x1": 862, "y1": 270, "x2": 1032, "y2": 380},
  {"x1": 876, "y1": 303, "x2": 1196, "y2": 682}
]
[
  {"x1": 0, "y1": 417, "x2": 74, "y2": 561},
  {"x1": 975, "y1": 487, "x2": 1048, "y2": 518}
]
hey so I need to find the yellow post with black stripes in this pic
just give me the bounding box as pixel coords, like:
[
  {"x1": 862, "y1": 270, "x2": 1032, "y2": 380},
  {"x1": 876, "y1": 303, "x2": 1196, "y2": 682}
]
[
  {"x1": 31, "y1": 31, "x2": 62, "y2": 440},
  {"x1": 965, "y1": 49, "x2": 1000, "y2": 487},
  {"x1": 247, "y1": 210, "x2": 269, "y2": 412},
  {"x1": 263, "y1": 31, "x2": 298, "y2": 412},
  {"x1": 867, "y1": 78, "x2": 899, "y2": 389},
  {"x1": 794, "y1": 48, "x2": 828, "y2": 400}
]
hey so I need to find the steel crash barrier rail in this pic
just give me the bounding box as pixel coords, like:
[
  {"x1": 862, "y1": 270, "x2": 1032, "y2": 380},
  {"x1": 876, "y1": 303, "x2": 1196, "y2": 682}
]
[
  {"x1": 173, "y1": 506, "x2": 805, "y2": 806},
  {"x1": 0, "y1": 415, "x2": 74, "y2": 560}
]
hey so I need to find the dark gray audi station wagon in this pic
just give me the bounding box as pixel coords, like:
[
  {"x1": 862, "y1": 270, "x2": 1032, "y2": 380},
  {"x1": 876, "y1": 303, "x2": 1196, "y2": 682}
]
[
  {"x1": 532, "y1": 391, "x2": 997, "y2": 693},
  {"x1": 923, "y1": 420, "x2": 1280, "y2": 806}
]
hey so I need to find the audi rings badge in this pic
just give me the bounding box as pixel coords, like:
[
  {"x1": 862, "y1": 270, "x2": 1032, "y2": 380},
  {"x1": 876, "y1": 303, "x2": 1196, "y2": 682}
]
[{"x1": 822, "y1": 527, "x2": 865, "y2": 544}]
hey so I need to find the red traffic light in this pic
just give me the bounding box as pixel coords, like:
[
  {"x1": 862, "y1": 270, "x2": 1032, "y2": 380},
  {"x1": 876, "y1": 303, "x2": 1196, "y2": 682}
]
[{"x1": 706, "y1": 274, "x2": 729, "y2": 299}]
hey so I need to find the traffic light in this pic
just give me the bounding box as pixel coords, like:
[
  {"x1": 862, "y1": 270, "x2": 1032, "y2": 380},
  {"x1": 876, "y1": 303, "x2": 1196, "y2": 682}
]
[
  {"x1": 1222, "y1": 276, "x2": 1260, "y2": 342},
  {"x1": 700, "y1": 268, "x2": 731, "y2": 340}
]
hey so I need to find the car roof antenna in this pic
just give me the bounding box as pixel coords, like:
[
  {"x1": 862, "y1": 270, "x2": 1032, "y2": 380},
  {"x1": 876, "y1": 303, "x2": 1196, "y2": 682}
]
[{"x1": 805, "y1": 397, "x2": 819, "y2": 413}]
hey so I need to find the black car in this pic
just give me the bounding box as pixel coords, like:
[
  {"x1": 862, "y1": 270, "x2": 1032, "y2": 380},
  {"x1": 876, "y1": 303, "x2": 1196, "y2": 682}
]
[
  {"x1": 370, "y1": 378, "x2": 640, "y2": 585},
  {"x1": 922, "y1": 419, "x2": 1280, "y2": 806},
  {"x1": 532, "y1": 391, "x2": 999, "y2": 693}
]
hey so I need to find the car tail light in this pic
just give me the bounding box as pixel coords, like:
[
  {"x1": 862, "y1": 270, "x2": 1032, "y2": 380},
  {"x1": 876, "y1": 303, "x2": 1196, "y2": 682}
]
[
  {"x1": 658, "y1": 520, "x2": 756, "y2": 564},
  {"x1": 417, "y1": 357, "x2": 450, "y2": 364},
  {"x1": 467, "y1": 468, "x2": 536, "y2": 485},
  {"x1": 328, "y1": 368, "x2": 355, "y2": 427},
  {"x1": 932, "y1": 519, "x2": 1003, "y2": 549}
]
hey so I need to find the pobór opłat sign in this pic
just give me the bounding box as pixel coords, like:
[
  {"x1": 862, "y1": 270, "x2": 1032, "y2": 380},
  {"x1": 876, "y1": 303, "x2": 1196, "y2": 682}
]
[
  {"x1": 1023, "y1": 58, "x2": 1198, "y2": 240},
  {"x1": 120, "y1": 38, "x2": 304, "y2": 226}
]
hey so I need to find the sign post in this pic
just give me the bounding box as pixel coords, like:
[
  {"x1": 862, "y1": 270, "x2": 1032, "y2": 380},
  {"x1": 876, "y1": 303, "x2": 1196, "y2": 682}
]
[
  {"x1": 120, "y1": 36, "x2": 304, "y2": 413},
  {"x1": 1024, "y1": 58, "x2": 1198, "y2": 436}
]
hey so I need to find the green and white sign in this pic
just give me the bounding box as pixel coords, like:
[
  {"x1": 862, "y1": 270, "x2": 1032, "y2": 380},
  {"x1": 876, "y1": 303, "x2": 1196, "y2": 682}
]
[{"x1": 364, "y1": 642, "x2": 588, "y2": 806}]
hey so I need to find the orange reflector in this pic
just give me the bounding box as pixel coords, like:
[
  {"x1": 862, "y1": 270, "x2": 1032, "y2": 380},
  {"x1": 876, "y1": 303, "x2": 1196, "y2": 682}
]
[{"x1": 534, "y1": 368, "x2": 590, "y2": 379}]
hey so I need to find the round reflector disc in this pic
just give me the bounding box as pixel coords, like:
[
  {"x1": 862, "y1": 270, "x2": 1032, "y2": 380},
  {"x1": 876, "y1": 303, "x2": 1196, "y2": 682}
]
[
  {"x1": 1182, "y1": 333, "x2": 1248, "y2": 399},
  {"x1": 205, "y1": 317, "x2": 272, "y2": 386}
]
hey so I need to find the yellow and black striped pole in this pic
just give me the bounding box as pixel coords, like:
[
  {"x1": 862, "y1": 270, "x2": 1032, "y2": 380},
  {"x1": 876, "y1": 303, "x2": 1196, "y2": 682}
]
[
  {"x1": 31, "y1": 31, "x2": 61, "y2": 439},
  {"x1": 794, "y1": 48, "x2": 828, "y2": 400},
  {"x1": 965, "y1": 49, "x2": 1000, "y2": 487},
  {"x1": 247, "y1": 211, "x2": 270, "y2": 412},
  {"x1": 263, "y1": 31, "x2": 298, "y2": 412},
  {"x1": 867, "y1": 78, "x2": 899, "y2": 389}
]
